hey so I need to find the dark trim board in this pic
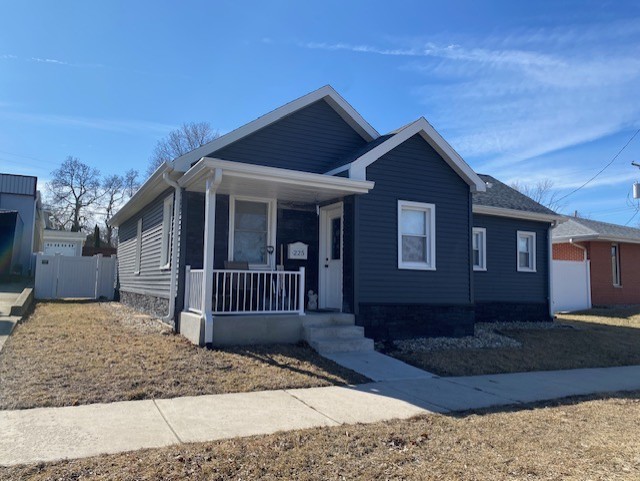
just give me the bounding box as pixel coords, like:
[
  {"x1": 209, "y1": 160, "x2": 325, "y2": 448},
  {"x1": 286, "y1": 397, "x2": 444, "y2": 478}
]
[{"x1": 357, "y1": 303, "x2": 475, "y2": 340}]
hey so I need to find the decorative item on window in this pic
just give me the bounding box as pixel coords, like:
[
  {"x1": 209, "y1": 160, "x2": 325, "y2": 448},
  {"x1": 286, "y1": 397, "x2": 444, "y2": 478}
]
[{"x1": 307, "y1": 290, "x2": 318, "y2": 310}]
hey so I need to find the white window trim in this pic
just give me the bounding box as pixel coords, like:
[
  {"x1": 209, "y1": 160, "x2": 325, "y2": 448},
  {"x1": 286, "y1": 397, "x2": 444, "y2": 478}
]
[
  {"x1": 160, "y1": 194, "x2": 174, "y2": 270},
  {"x1": 228, "y1": 195, "x2": 277, "y2": 270},
  {"x1": 397, "y1": 200, "x2": 436, "y2": 271},
  {"x1": 612, "y1": 243, "x2": 621, "y2": 287},
  {"x1": 473, "y1": 227, "x2": 487, "y2": 271},
  {"x1": 517, "y1": 230, "x2": 536, "y2": 272},
  {"x1": 134, "y1": 218, "x2": 142, "y2": 275}
]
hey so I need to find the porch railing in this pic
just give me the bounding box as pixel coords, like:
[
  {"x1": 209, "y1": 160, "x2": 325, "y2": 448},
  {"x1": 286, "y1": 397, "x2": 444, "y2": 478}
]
[
  {"x1": 184, "y1": 266, "x2": 204, "y2": 314},
  {"x1": 184, "y1": 266, "x2": 305, "y2": 315}
]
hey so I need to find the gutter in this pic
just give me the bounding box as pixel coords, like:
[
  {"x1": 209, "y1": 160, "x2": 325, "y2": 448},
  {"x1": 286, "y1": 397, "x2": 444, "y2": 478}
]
[
  {"x1": 548, "y1": 221, "x2": 556, "y2": 318},
  {"x1": 162, "y1": 170, "x2": 182, "y2": 325}
]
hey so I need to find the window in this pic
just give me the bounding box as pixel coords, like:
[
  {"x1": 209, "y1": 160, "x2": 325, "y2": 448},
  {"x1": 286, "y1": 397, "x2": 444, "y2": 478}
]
[
  {"x1": 517, "y1": 231, "x2": 536, "y2": 272},
  {"x1": 611, "y1": 243, "x2": 621, "y2": 286},
  {"x1": 397, "y1": 200, "x2": 436, "y2": 270},
  {"x1": 229, "y1": 197, "x2": 276, "y2": 269},
  {"x1": 472, "y1": 227, "x2": 486, "y2": 271},
  {"x1": 160, "y1": 194, "x2": 174, "y2": 268},
  {"x1": 134, "y1": 218, "x2": 142, "y2": 275}
]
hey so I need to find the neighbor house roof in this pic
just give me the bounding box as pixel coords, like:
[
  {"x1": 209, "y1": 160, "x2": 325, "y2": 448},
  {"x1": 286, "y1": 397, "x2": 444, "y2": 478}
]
[
  {"x1": 552, "y1": 216, "x2": 640, "y2": 244},
  {"x1": 472, "y1": 174, "x2": 563, "y2": 223}
]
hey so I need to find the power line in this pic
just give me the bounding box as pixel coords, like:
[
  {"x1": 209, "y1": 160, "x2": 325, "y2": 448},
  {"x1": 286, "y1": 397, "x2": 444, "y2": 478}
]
[
  {"x1": 625, "y1": 209, "x2": 640, "y2": 226},
  {"x1": 556, "y1": 126, "x2": 640, "y2": 202}
]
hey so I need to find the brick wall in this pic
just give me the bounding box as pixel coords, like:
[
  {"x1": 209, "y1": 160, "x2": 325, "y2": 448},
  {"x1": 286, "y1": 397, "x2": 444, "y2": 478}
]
[
  {"x1": 589, "y1": 241, "x2": 640, "y2": 305},
  {"x1": 553, "y1": 242, "x2": 586, "y2": 261}
]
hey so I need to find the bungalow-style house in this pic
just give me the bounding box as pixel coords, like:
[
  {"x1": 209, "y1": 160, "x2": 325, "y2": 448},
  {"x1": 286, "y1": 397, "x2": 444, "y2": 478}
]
[
  {"x1": 109, "y1": 86, "x2": 562, "y2": 348},
  {"x1": 552, "y1": 216, "x2": 640, "y2": 307}
]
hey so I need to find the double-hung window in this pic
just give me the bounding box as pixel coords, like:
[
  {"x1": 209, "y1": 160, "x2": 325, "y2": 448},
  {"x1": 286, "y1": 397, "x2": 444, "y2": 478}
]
[
  {"x1": 472, "y1": 227, "x2": 486, "y2": 271},
  {"x1": 160, "y1": 194, "x2": 174, "y2": 269},
  {"x1": 517, "y1": 231, "x2": 536, "y2": 272},
  {"x1": 611, "y1": 243, "x2": 621, "y2": 286},
  {"x1": 229, "y1": 196, "x2": 276, "y2": 269},
  {"x1": 397, "y1": 200, "x2": 436, "y2": 270}
]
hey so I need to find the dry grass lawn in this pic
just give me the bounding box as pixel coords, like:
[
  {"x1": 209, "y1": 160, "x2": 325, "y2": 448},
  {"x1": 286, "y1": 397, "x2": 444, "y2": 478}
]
[
  {"x1": 0, "y1": 302, "x2": 367, "y2": 410},
  {"x1": 389, "y1": 307, "x2": 640, "y2": 376},
  {"x1": 2, "y1": 391, "x2": 639, "y2": 480}
]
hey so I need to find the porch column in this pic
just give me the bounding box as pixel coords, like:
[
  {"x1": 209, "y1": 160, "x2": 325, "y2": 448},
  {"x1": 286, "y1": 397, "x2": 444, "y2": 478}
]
[{"x1": 201, "y1": 168, "x2": 222, "y2": 344}]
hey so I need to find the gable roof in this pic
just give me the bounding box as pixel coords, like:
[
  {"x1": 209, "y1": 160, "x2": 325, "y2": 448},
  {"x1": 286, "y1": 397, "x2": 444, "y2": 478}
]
[
  {"x1": 172, "y1": 85, "x2": 380, "y2": 172},
  {"x1": 326, "y1": 118, "x2": 486, "y2": 193},
  {"x1": 472, "y1": 174, "x2": 562, "y2": 223},
  {"x1": 473, "y1": 175, "x2": 557, "y2": 215},
  {"x1": 552, "y1": 216, "x2": 640, "y2": 244}
]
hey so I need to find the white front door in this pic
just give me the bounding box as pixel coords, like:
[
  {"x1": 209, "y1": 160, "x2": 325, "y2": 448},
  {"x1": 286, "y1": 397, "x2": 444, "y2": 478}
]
[{"x1": 319, "y1": 203, "x2": 343, "y2": 310}]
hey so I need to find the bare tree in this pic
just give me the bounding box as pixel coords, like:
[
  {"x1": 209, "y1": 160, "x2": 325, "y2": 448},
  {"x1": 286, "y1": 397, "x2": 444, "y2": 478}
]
[
  {"x1": 510, "y1": 179, "x2": 565, "y2": 212},
  {"x1": 147, "y1": 121, "x2": 219, "y2": 177},
  {"x1": 48, "y1": 157, "x2": 102, "y2": 232},
  {"x1": 101, "y1": 169, "x2": 140, "y2": 246}
]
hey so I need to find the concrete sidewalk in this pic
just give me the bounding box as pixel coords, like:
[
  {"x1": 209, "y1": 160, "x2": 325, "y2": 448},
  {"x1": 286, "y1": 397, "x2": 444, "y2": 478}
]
[{"x1": 2, "y1": 364, "x2": 640, "y2": 466}]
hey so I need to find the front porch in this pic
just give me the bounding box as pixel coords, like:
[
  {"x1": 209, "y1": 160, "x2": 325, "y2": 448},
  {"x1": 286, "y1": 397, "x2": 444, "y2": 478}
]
[{"x1": 176, "y1": 157, "x2": 374, "y2": 346}]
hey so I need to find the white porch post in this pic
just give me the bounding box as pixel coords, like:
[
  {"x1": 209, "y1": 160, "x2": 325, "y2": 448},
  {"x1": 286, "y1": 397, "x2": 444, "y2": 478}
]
[{"x1": 202, "y1": 168, "x2": 222, "y2": 344}]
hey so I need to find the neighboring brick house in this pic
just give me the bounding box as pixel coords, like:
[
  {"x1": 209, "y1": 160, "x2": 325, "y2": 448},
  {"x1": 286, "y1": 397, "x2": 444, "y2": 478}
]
[{"x1": 552, "y1": 217, "x2": 640, "y2": 306}]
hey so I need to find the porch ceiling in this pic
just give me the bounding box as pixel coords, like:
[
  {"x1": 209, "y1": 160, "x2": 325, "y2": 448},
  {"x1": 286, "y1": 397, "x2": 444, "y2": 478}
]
[{"x1": 179, "y1": 157, "x2": 375, "y2": 203}]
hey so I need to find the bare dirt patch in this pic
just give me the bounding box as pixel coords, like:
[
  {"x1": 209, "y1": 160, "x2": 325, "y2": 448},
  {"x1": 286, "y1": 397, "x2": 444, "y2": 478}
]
[
  {"x1": 386, "y1": 308, "x2": 640, "y2": 376},
  {"x1": 0, "y1": 302, "x2": 367, "y2": 410},
  {"x1": 2, "y1": 392, "x2": 639, "y2": 480}
]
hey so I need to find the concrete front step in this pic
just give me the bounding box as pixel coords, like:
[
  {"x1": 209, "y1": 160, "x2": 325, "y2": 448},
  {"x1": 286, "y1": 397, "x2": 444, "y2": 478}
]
[
  {"x1": 309, "y1": 336, "x2": 374, "y2": 354},
  {"x1": 301, "y1": 312, "x2": 355, "y2": 328},
  {"x1": 305, "y1": 325, "x2": 365, "y2": 342}
]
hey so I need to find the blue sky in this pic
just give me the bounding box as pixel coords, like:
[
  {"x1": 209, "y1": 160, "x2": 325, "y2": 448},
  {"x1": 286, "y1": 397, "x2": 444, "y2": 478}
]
[{"x1": 1, "y1": 0, "x2": 639, "y2": 224}]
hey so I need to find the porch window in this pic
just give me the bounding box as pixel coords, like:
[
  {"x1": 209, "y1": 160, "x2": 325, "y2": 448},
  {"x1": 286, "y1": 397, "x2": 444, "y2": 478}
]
[
  {"x1": 160, "y1": 194, "x2": 173, "y2": 268},
  {"x1": 517, "y1": 231, "x2": 536, "y2": 272},
  {"x1": 612, "y1": 243, "x2": 621, "y2": 286},
  {"x1": 229, "y1": 197, "x2": 276, "y2": 269},
  {"x1": 473, "y1": 227, "x2": 486, "y2": 271},
  {"x1": 397, "y1": 200, "x2": 436, "y2": 270}
]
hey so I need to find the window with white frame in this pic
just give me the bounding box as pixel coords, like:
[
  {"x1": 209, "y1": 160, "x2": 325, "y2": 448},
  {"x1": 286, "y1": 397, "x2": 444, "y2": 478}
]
[
  {"x1": 611, "y1": 243, "x2": 621, "y2": 286},
  {"x1": 517, "y1": 231, "x2": 536, "y2": 272},
  {"x1": 397, "y1": 200, "x2": 436, "y2": 270},
  {"x1": 134, "y1": 218, "x2": 142, "y2": 275},
  {"x1": 160, "y1": 195, "x2": 173, "y2": 268},
  {"x1": 472, "y1": 227, "x2": 486, "y2": 271},
  {"x1": 229, "y1": 196, "x2": 276, "y2": 269}
]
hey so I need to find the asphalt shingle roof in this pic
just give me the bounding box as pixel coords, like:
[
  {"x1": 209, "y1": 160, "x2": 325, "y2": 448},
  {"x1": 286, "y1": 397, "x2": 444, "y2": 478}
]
[
  {"x1": 552, "y1": 216, "x2": 640, "y2": 242},
  {"x1": 472, "y1": 174, "x2": 558, "y2": 215}
]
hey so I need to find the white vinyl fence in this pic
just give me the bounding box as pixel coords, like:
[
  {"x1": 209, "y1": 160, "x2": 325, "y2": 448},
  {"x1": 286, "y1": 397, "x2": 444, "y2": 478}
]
[
  {"x1": 552, "y1": 260, "x2": 591, "y2": 313},
  {"x1": 35, "y1": 253, "x2": 117, "y2": 300}
]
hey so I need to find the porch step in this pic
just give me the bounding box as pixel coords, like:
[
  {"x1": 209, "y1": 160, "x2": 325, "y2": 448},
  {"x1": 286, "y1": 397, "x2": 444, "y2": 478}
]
[
  {"x1": 309, "y1": 336, "x2": 374, "y2": 354},
  {"x1": 305, "y1": 325, "x2": 365, "y2": 342},
  {"x1": 302, "y1": 313, "x2": 374, "y2": 354}
]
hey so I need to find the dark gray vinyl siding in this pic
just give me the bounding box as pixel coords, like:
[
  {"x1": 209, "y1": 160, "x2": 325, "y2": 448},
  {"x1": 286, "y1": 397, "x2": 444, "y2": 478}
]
[
  {"x1": 357, "y1": 134, "x2": 472, "y2": 304},
  {"x1": 183, "y1": 192, "x2": 229, "y2": 270},
  {"x1": 118, "y1": 189, "x2": 174, "y2": 299},
  {"x1": 473, "y1": 214, "x2": 549, "y2": 303},
  {"x1": 211, "y1": 100, "x2": 367, "y2": 173}
]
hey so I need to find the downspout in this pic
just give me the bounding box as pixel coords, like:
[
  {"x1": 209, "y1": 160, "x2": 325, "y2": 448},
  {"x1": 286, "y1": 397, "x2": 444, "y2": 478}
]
[
  {"x1": 548, "y1": 221, "x2": 556, "y2": 319},
  {"x1": 162, "y1": 170, "x2": 182, "y2": 326}
]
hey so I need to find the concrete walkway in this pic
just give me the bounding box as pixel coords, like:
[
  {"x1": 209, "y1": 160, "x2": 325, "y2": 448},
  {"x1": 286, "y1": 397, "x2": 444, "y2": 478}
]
[{"x1": 2, "y1": 364, "x2": 640, "y2": 466}]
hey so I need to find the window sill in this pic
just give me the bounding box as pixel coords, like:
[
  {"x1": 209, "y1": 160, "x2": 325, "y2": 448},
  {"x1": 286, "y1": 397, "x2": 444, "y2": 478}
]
[
  {"x1": 398, "y1": 264, "x2": 436, "y2": 271},
  {"x1": 134, "y1": 271, "x2": 140, "y2": 276},
  {"x1": 160, "y1": 264, "x2": 171, "y2": 271},
  {"x1": 473, "y1": 267, "x2": 487, "y2": 272},
  {"x1": 517, "y1": 268, "x2": 537, "y2": 273}
]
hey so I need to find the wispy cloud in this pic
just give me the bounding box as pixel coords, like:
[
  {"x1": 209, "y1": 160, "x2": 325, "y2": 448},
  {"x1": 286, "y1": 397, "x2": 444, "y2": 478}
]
[
  {"x1": 29, "y1": 57, "x2": 70, "y2": 65},
  {"x1": 0, "y1": 111, "x2": 175, "y2": 135},
  {"x1": 300, "y1": 19, "x2": 640, "y2": 183}
]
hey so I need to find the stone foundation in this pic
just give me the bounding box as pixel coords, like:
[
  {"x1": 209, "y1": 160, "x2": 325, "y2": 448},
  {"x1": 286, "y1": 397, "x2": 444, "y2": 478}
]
[{"x1": 119, "y1": 291, "x2": 173, "y2": 328}]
